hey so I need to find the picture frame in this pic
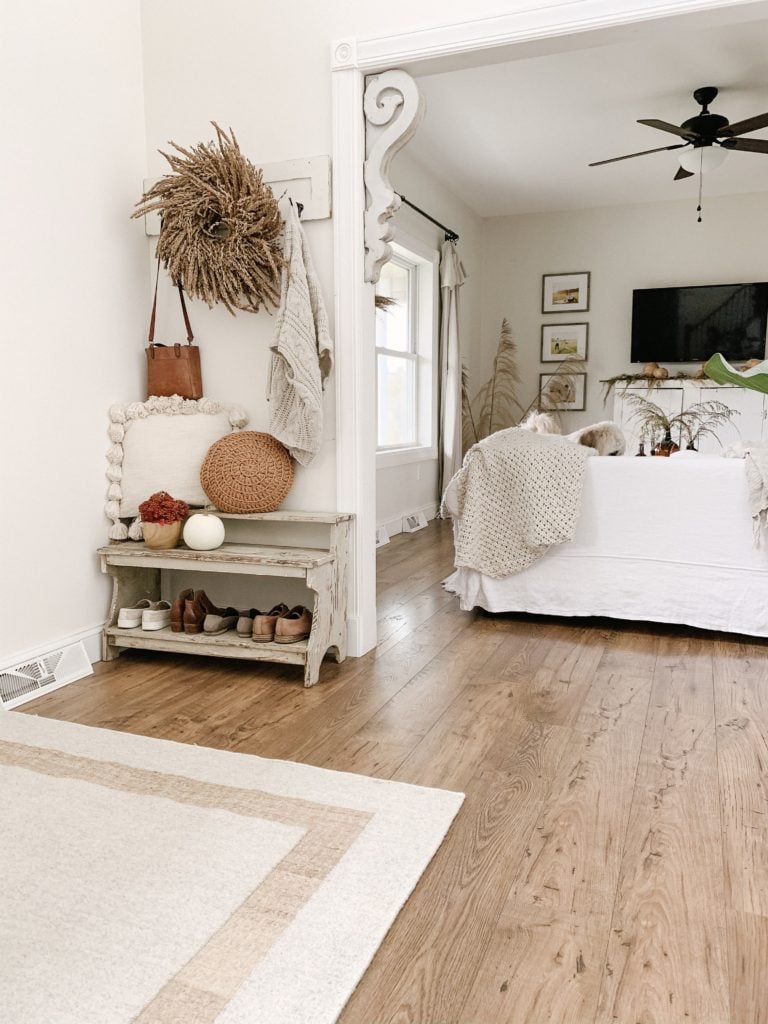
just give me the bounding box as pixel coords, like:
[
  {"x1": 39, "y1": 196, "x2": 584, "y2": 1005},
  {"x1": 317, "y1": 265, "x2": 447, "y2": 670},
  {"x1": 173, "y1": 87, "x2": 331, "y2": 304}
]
[
  {"x1": 542, "y1": 271, "x2": 590, "y2": 313},
  {"x1": 539, "y1": 372, "x2": 587, "y2": 412},
  {"x1": 541, "y1": 322, "x2": 589, "y2": 362}
]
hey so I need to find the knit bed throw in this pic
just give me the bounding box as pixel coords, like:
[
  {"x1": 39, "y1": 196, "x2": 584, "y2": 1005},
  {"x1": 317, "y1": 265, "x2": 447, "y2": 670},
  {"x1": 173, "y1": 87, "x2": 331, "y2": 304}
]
[
  {"x1": 268, "y1": 201, "x2": 333, "y2": 466},
  {"x1": 745, "y1": 449, "x2": 768, "y2": 546},
  {"x1": 442, "y1": 427, "x2": 594, "y2": 578}
]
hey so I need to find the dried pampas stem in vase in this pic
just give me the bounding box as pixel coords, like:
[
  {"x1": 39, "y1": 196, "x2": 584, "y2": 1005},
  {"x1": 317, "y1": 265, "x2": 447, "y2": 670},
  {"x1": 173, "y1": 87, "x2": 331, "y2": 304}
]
[{"x1": 133, "y1": 123, "x2": 284, "y2": 314}]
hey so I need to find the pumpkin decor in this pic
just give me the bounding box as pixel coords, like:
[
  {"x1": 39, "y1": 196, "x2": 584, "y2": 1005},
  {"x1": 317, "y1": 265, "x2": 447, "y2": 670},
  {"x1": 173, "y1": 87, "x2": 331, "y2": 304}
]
[
  {"x1": 182, "y1": 511, "x2": 226, "y2": 551},
  {"x1": 133, "y1": 124, "x2": 284, "y2": 314}
]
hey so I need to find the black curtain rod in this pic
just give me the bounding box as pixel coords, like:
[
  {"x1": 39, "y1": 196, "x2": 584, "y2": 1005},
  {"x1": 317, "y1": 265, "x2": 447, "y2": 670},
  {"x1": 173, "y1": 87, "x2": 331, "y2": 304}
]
[{"x1": 396, "y1": 193, "x2": 459, "y2": 242}]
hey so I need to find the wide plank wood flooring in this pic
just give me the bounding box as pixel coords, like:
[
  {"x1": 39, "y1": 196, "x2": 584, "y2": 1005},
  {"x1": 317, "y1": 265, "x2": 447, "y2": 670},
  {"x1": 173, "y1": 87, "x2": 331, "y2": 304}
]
[{"x1": 22, "y1": 519, "x2": 768, "y2": 1023}]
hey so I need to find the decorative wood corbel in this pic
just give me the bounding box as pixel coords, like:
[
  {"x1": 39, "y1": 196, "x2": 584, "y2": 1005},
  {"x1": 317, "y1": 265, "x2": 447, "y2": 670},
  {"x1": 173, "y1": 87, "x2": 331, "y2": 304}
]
[{"x1": 363, "y1": 69, "x2": 425, "y2": 284}]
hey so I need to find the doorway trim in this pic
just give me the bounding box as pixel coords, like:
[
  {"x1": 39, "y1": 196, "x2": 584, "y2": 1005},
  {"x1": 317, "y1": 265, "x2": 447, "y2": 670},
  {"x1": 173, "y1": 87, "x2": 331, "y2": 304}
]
[{"x1": 331, "y1": 0, "x2": 768, "y2": 657}]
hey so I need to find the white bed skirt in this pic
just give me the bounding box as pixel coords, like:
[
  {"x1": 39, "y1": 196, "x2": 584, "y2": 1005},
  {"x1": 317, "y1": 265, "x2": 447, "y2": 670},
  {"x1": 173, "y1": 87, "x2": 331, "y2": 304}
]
[{"x1": 445, "y1": 455, "x2": 768, "y2": 638}]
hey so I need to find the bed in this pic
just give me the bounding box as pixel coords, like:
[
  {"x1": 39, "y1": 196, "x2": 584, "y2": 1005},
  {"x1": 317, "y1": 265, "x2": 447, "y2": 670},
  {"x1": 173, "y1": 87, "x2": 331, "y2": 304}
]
[{"x1": 444, "y1": 455, "x2": 768, "y2": 638}]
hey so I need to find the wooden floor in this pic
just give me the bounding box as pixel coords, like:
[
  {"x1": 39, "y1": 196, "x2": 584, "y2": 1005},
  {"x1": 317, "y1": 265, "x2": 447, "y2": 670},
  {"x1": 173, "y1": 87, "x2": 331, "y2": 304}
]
[{"x1": 24, "y1": 519, "x2": 768, "y2": 1023}]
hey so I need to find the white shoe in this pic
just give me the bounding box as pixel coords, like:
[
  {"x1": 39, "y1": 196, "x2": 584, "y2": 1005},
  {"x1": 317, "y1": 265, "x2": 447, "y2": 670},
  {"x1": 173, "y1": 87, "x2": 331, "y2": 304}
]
[
  {"x1": 141, "y1": 601, "x2": 172, "y2": 631},
  {"x1": 117, "y1": 599, "x2": 171, "y2": 630},
  {"x1": 117, "y1": 599, "x2": 152, "y2": 628}
]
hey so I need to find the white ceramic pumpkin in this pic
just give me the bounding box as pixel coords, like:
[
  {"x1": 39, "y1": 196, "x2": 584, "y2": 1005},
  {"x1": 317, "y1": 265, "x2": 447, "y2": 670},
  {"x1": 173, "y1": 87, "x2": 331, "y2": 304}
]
[{"x1": 183, "y1": 512, "x2": 225, "y2": 550}]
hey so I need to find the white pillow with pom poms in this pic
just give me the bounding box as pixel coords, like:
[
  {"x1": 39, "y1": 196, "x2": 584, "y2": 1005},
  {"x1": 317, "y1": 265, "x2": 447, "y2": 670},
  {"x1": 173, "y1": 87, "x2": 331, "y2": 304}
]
[{"x1": 105, "y1": 396, "x2": 248, "y2": 540}]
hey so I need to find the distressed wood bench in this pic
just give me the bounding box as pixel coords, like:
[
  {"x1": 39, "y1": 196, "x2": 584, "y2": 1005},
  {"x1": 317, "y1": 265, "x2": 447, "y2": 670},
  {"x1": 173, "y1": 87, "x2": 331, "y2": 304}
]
[{"x1": 98, "y1": 511, "x2": 352, "y2": 687}]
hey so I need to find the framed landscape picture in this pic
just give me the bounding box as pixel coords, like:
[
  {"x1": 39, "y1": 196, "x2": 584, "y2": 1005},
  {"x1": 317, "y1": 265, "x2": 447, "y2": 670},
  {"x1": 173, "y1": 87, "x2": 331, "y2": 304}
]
[
  {"x1": 539, "y1": 371, "x2": 587, "y2": 412},
  {"x1": 542, "y1": 271, "x2": 590, "y2": 313},
  {"x1": 541, "y1": 322, "x2": 588, "y2": 362}
]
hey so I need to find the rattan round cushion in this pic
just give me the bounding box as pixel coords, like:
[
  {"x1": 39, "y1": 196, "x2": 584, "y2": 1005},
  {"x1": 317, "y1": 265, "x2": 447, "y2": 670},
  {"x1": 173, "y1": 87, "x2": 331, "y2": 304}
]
[{"x1": 200, "y1": 431, "x2": 294, "y2": 513}]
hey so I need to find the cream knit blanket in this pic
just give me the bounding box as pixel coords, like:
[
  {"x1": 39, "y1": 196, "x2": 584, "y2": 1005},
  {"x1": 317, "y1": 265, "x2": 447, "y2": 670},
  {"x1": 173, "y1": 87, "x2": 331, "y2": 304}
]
[
  {"x1": 442, "y1": 428, "x2": 594, "y2": 577},
  {"x1": 745, "y1": 449, "x2": 768, "y2": 546},
  {"x1": 268, "y1": 202, "x2": 333, "y2": 466}
]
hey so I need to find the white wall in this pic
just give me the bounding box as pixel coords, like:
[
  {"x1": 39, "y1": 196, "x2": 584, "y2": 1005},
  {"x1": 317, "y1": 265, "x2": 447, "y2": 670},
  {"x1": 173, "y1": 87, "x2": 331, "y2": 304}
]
[
  {"x1": 479, "y1": 191, "x2": 768, "y2": 434},
  {"x1": 376, "y1": 152, "x2": 483, "y2": 533},
  {"x1": 0, "y1": 1, "x2": 147, "y2": 665},
  {"x1": 138, "y1": 0, "x2": 530, "y2": 520}
]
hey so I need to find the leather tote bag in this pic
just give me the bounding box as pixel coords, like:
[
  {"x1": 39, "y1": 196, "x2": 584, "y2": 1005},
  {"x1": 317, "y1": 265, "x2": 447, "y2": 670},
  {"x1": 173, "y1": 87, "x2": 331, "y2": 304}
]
[{"x1": 145, "y1": 258, "x2": 203, "y2": 400}]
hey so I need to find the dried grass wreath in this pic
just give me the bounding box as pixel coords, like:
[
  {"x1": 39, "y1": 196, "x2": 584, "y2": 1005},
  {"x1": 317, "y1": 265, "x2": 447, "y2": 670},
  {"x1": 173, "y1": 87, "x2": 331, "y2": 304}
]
[{"x1": 133, "y1": 124, "x2": 284, "y2": 314}]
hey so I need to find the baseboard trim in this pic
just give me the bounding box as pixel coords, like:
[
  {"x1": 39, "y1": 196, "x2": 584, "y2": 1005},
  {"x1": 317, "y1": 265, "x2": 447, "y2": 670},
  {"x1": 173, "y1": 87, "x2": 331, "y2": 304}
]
[
  {"x1": 377, "y1": 501, "x2": 438, "y2": 540},
  {"x1": 0, "y1": 624, "x2": 103, "y2": 675}
]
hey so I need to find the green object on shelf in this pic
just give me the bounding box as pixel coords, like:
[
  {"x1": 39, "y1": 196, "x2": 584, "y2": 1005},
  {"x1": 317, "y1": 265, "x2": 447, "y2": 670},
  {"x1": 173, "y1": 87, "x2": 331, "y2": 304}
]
[{"x1": 704, "y1": 353, "x2": 768, "y2": 394}]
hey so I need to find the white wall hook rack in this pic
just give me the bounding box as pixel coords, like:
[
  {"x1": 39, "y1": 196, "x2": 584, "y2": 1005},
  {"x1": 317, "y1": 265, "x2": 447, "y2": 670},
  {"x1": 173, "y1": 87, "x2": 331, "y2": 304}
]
[{"x1": 140, "y1": 155, "x2": 332, "y2": 236}]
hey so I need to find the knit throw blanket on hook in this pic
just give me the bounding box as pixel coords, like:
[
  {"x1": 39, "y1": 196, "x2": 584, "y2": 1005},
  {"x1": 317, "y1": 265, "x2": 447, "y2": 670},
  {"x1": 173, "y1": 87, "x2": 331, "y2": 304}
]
[
  {"x1": 442, "y1": 427, "x2": 594, "y2": 578},
  {"x1": 267, "y1": 202, "x2": 333, "y2": 466}
]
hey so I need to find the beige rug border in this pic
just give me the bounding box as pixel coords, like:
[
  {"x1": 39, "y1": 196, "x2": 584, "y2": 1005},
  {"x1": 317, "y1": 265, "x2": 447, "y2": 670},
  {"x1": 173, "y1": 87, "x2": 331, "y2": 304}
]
[{"x1": 1, "y1": 738, "x2": 372, "y2": 1024}]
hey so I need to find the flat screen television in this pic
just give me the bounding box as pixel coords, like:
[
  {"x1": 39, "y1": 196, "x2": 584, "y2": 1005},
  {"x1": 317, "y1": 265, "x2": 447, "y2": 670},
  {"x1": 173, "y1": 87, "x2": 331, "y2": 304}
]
[{"x1": 631, "y1": 282, "x2": 768, "y2": 364}]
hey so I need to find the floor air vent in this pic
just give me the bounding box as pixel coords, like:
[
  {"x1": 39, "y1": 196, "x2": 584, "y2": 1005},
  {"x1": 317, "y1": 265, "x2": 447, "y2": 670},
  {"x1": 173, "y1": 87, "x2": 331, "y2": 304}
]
[
  {"x1": 402, "y1": 511, "x2": 428, "y2": 533},
  {"x1": 0, "y1": 641, "x2": 93, "y2": 710}
]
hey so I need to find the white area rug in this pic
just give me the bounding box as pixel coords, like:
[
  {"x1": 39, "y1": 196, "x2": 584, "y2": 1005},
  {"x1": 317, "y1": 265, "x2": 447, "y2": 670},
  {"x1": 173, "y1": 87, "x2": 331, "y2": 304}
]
[{"x1": 0, "y1": 712, "x2": 463, "y2": 1024}]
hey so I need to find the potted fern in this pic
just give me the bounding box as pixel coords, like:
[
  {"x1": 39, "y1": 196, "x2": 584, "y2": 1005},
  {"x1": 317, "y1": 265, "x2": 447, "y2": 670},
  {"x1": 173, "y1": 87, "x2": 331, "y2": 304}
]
[{"x1": 623, "y1": 394, "x2": 738, "y2": 455}]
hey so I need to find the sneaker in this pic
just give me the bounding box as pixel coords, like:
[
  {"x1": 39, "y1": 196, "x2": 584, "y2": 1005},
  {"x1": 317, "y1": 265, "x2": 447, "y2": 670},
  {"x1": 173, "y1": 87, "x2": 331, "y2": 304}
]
[
  {"x1": 141, "y1": 601, "x2": 172, "y2": 631},
  {"x1": 117, "y1": 599, "x2": 152, "y2": 629}
]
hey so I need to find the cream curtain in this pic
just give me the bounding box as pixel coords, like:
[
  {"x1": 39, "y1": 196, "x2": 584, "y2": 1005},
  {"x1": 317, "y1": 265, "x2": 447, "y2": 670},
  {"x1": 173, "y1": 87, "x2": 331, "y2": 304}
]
[{"x1": 438, "y1": 239, "x2": 467, "y2": 496}]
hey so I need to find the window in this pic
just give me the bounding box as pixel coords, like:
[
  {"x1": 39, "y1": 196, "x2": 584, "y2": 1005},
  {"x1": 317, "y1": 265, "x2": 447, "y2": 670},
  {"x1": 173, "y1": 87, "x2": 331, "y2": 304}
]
[{"x1": 375, "y1": 236, "x2": 438, "y2": 465}]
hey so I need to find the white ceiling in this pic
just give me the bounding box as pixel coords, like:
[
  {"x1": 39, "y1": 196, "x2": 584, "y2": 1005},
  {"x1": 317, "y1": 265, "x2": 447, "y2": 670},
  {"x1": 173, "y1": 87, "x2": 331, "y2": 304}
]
[{"x1": 406, "y1": 13, "x2": 768, "y2": 218}]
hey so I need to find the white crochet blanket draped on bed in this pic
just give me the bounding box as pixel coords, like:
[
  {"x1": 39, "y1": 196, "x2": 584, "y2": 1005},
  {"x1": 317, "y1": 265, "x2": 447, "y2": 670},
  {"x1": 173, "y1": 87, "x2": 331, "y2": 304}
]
[{"x1": 442, "y1": 427, "x2": 594, "y2": 577}]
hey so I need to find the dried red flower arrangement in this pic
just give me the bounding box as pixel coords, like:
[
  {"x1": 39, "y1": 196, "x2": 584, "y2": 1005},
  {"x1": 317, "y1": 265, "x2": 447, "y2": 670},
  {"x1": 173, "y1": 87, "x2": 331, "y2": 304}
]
[{"x1": 138, "y1": 491, "x2": 189, "y2": 525}]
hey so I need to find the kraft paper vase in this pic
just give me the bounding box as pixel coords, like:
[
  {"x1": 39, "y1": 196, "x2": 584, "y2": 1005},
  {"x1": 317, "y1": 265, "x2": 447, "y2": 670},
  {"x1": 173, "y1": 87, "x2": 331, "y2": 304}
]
[{"x1": 142, "y1": 521, "x2": 183, "y2": 549}]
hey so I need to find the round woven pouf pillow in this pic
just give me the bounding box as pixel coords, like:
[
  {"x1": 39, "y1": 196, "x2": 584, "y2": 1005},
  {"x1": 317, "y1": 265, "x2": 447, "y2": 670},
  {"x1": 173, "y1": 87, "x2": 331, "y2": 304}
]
[{"x1": 200, "y1": 431, "x2": 294, "y2": 513}]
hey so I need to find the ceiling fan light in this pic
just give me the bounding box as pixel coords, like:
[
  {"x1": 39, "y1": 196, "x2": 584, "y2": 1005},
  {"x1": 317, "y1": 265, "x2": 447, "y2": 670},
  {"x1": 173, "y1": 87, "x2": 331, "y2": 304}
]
[{"x1": 678, "y1": 145, "x2": 728, "y2": 174}]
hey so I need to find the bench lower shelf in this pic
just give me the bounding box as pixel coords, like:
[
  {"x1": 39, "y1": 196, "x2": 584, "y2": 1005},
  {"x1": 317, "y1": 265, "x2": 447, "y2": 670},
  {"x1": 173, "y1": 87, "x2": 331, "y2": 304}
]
[{"x1": 104, "y1": 625, "x2": 311, "y2": 668}]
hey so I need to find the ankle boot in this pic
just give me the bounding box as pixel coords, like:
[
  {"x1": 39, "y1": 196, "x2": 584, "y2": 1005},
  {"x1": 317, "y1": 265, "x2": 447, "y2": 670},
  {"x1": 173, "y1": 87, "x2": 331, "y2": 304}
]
[
  {"x1": 170, "y1": 588, "x2": 194, "y2": 633},
  {"x1": 183, "y1": 590, "x2": 221, "y2": 634}
]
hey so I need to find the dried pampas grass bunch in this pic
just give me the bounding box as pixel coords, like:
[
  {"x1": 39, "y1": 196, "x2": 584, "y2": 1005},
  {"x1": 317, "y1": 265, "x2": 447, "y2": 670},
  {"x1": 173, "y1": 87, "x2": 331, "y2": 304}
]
[{"x1": 133, "y1": 123, "x2": 284, "y2": 314}]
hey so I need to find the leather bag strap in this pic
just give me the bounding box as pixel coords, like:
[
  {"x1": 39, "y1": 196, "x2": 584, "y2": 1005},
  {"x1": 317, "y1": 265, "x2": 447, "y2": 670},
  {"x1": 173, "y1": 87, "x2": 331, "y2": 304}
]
[{"x1": 148, "y1": 251, "x2": 194, "y2": 345}]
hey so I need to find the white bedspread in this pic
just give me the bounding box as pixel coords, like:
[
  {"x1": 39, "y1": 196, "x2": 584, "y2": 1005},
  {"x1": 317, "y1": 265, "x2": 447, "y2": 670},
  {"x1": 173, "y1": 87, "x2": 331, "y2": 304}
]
[{"x1": 445, "y1": 456, "x2": 768, "y2": 638}]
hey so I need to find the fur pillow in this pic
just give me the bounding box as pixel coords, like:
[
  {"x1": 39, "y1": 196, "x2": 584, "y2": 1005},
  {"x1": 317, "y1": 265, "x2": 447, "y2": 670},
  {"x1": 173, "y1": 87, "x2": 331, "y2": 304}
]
[
  {"x1": 519, "y1": 410, "x2": 561, "y2": 435},
  {"x1": 105, "y1": 396, "x2": 248, "y2": 540},
  {"x1": 567, "y1": 421, "x2": 626, "y2": 456}
]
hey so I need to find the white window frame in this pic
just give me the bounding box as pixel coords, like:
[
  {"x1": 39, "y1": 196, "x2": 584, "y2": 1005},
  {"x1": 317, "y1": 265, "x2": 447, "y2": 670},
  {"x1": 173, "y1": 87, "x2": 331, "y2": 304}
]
[{"x1": 375, "y1": 231, "x2": 439, "y2": 469}]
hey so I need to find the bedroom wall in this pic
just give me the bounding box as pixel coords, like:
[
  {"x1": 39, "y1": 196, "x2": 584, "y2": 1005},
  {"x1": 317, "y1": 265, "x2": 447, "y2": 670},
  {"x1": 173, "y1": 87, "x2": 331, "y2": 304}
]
[
  {"x1": 0, "y1": 0, "x2": 147, "y2": 667},
  {"x1": 377, "y1": 152, "x2": 483, "y2": 535},
  {"x1": 479, "y1": 190, "x2": 768, "y2": 434}
]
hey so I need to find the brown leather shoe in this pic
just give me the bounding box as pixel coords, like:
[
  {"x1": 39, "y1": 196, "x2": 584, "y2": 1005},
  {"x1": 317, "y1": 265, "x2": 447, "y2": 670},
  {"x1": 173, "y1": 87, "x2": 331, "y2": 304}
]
[
  {"x1": 252, "y1": 604, "x2": 290, "y2": 643},
  {"x1": 274, "y1": 606, "x2": 312, "y2": 644},
  {"x1": 170, "y1": 588, "x2": 194, "y2": 633},
  {"x1": 183, "y1": 591, "x2": 222, "y2": 635}
]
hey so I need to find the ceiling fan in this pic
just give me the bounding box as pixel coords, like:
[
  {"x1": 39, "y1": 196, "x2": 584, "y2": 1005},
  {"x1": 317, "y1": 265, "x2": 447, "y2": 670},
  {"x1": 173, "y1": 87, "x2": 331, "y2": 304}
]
[{"x1": 590, "y1": 86, "x2": 768, "y2": 180}]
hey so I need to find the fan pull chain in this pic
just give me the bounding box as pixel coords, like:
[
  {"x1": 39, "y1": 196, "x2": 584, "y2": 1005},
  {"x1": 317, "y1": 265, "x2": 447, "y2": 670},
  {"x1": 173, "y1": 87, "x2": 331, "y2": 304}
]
[{"x1": 697, "y1": 149, "x2": 703, "y2": 223}]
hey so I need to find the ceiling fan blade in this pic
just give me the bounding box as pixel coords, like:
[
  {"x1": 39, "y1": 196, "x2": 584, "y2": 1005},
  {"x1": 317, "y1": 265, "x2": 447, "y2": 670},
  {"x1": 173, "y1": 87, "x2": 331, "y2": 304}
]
[
  {"x1": 674, "y1": 165, "x2": 694, "y2": 180},
  {"x1": 638, "y1": 118, "x2": 696, "y2": 140},
  {"x1": 720, "y1": 136, "x2": 768, "y2": 154},
  {"x1": 718, "y1": 112, "x2": 768, "y2": 137},
  {"x1": 589, "y1": 143, "x2": 686, "y2": 167}
]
